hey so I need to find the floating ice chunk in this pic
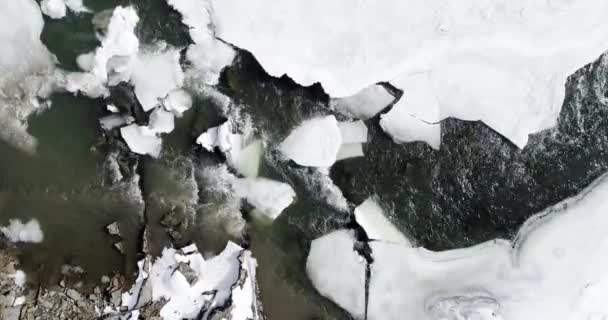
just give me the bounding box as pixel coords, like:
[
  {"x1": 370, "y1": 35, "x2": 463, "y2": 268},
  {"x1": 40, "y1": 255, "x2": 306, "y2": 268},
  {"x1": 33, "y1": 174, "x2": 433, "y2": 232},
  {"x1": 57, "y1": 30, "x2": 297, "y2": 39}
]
[
  {"x1": 99, "y1": 114, "x2": 134, "y2": 131},
  {"x1": 354, "y1": 198, "x2": 409, "y2": 245},
  {"x1": 66, "y1": 6, "x2": 139, "y2": 97},
  {"x1": 331, "y1": 85, "x2": 395, "y2": 120},
  {"x1": 196, "y1": 121, "x2": 239, "y2": 153},
  {"x1": 338, "y1": 120, "x2": 367, "y2": 144},
  {"x1": 210, "y1": 0, "x2": 608, "y2": 148},
  {"x1": 336, "y1": 143, "x2": 364, "y2": 161},
  {"x1": 229, "y1": 250, "x2": 261, "y2": 320},
  {"x1": 380, "y1": 114, "x2": 441, "y2": 150},
  {"x1": 132, "y1": 48, "x2": 184, "y2": 111},
  {"x1": 1, "y1": 219, "x2": 44, "y2": 243},
  {"x1": 306, "y1": 230, "x2": 366, "y2": 320},
  {"x1": 232, "y1": 140, "x2": 262, "y2": 178},
  {"x1": 40, "y1": 0, "x2": 67, "y2": 19},
  {"x1": 163, "y1": 89, "x2": 193, "y2": 117},
  {"x1": 233, "y1": 178, "x2": 296, "y2": 220},
  {"x1": 64, "y1": 0, "x2": 90, "y2": 13},
  {"x1": 280, "y1": 115, "x2": 342, "y2": 167},
  {"x1": 120, "y1": 124, "x2": 162, "y2": 158},
  {"x1": 148, "y1": 108, "x2": 175, "y2": 134},
  {"x1": 167, "y1": 0, "x2": 235, "y2": 85}
]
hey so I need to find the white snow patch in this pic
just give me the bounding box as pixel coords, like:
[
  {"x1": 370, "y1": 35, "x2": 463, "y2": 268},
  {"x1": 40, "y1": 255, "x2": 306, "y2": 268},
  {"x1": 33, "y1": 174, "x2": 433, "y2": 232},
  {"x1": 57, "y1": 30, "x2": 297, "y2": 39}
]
[
  {"x1": 166, "y1": 0, "x2": 235, "y2": 85},
  {"x1": 120, "y1": 124, "x2": 162, "y2": 158},
  {"x1": 354, "y1": 198, "x2": 409, "y2": 245},
  {"x1": 331, "y1": 85, "x2": 395, "y2": 120},
  {"x1": 280, "y1": 115, "x2": 342, "y2": 167},
  {"x1": 132, "y1": 47, "x2": 184, "y2": 111},
  {"x1": 306, "y1": 230, "x2": 366, "y2": 320},
  {"x1": 210, "y1": 0, "x2": 608, "y2": 148},
  {"x1": 1, "y1": 219, "x2": 44, "y2": 243},
  {"x1": 233, "y1": 178, "x2": 296, "y2": 220}
]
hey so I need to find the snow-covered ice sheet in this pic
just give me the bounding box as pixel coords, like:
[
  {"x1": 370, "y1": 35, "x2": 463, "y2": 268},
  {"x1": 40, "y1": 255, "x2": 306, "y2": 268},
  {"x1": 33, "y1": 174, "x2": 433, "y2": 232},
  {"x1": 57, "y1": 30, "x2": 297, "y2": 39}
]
[
  {"x1": 166, "y1": 0, "x2": 235, "y2": 85},
  {"x1": 331, "y1": 85, "x2": 395, "y2": 120},
  {"x1": 233, "y1": 178, "x2": 296, "y2": 220},
  {"x1": 0, "y1": 219, "x2": 44, "y2": 243},
  {"x1": 306, "y1": 230, "x2": 366, "y2": 320},
  {"x1": 354, "y1": 198, "x2": 409, "y2": 245},
  {"x1": 210, "y1": 0, "x2": 608, "y2": 148},
  {"x1": 280, "y1": 115, "x2": 342, "y2": 167},
  {"x1": 309, "y1": 172, "x2": 608, "y2": 320}
]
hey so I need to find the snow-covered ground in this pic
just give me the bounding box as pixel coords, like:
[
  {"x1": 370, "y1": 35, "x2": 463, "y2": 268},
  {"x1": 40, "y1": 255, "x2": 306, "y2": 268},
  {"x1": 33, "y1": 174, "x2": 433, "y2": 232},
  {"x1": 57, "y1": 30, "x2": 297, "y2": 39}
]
[
  {"x1": 210, "y1": 0, "x2": 608, "y2": 148},
  {"x1": 308, "y1": 172, "x2": 608, "y2": 320}
]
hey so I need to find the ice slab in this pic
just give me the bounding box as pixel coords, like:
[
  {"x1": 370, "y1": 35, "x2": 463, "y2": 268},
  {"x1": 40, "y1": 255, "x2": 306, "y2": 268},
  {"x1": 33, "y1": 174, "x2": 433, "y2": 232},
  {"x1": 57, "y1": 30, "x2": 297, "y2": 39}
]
[
  {"x1": 354, "y1": 198, "x2": 409, "y2": 245},
  {"x1": 331, "y1": 85, "x2": 395, "y2": 120},
  {"x1": 162, "y1": 89, "x2": 193, "y2": 117},
  {"x1": 306, "y1": 230, "x2": 366, "y2": 320},
  {"x1": 40, "y1": 0, "x2": 67, "y2": 19},
  {"x1": 336, "y1": 143, "x2": 364, "y2": 161},
  {"x1": 210, "y1": 0, "x2": 608, "y2": 148},
  {"x1": 0, "y1": 219, "x2": 44, "y2": 243},
  {"x1": 167, "y1": 0, "x2": 235, "y2": 85},
  {"x1": 280, "y1": 115, "x2": 342, "y2": 167},
  {"x1": 196, "y1": 121, "x2": 239, "y2": 153},
  {"x1": 120, "y1": 124, "x2": 162, "y2": 158},
  {"x1": 233, "y1": 178, "x2": 296, "y2": 220},
  {"x1": 132, "y1": 48, "x2": 184, "y2": 111},
  {"x1": 148, "y1": 108, "x2": 175, "y2": 134}
]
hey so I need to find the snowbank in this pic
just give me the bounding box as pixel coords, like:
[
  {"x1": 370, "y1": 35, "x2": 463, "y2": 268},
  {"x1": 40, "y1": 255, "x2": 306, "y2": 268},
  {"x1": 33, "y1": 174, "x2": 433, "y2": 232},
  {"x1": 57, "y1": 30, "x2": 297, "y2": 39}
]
[
  {"x1": 306, "y1": 230, "x2": 366, "y2": 320},
  {"x1": 210, "y1": 0, "x2": 608, "y2": 148},
  {"x1": 166, "y1": 0, "x2": 235, "y2": 85},
  {"x1": 280, "y1": 116, "x2": 342, "y2": 167},
  {"x1": 1, "y1": 219, "x2": 44, "y2": 243},
  {"x1": 354, "y1": 198, "x2": 409, "y2": 245},
  {"x1": 309, "y1": 172, "x2": 608, "y2": 320}
]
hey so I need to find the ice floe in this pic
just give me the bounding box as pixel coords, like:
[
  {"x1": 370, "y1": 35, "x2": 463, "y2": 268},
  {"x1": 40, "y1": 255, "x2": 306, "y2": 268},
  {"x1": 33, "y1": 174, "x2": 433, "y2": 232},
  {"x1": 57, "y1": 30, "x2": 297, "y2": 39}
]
[
  {"x1": 0, "y1": 219, "x2": 44, "y2": 243},
  {"x1": 210, "y1": 0, "x2": 608, "y2": 149},
  {"x1": 162, "y1": 89, "x2": 193, "y2": 117},
  {"x1": 306, "y1": 230, "x2": 366, "y2": 320},
  {"x1": 0, "y1": 0, "x2": 56, "y2": 153},
  {"x1": 309, "y1": 172, "x2": 608, "y2": 320},
  {"x1": 280, "y1": 115, "x2": 342, "y2": 167},
  {"x1": 131, "y1": 47, "x2": 185, "y2": 111},
  {"x1": 354, "y1": 198, "x2": 409, "y2": 245},
  {"x1": 40, "y1": 0, "x2": 90, "y2": 19},
  {"x1": 148, "y1": 108, "x2": 175, "y2": 134},
  {"x1": 331, "y1": 84, "x2": 395, "y2": 120},
  {"x1": 166, "y1": 0, "x2": 235, "y2": 85},
  {"x1": 120, "y1": 124, "x2": 163, "y2": 158},
  {"x1": 233, "y1": 178, "x2": 296, "y2": 220}
]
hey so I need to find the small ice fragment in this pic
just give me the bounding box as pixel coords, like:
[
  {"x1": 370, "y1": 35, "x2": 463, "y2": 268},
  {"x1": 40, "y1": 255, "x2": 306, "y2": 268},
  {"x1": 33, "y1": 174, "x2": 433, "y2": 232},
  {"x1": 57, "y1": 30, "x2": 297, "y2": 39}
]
[
  {"x1": 163, "y1": 89, "x2": 193, "y2": 117},
  {"x1": 233, "y1": 178, "x2": 296, "y2": 220},
  {"x1": 148, "y1": 108, "x2": 175, "y2": 134},
  {"x1": 106, "y1": 104, "x2": 119, "y2": 113},
  {"x1": 131, "y1": 48, "x2": 184, "y2": 111},
  {"x1": 120, "y1": 124, "x2": 162, "y2": 158},
  {"x1": 40, "y1": 0, "x2": 67, "y2": 19},
  {"x1": 354, "y1": 198, "x2": 409, "y2": 245},
  {"x1": 280, "y1": 115, "x2": 342, "y2": 167},
  {"x1": 336, "y1": 143, "x2": 364, "y2": 161}
]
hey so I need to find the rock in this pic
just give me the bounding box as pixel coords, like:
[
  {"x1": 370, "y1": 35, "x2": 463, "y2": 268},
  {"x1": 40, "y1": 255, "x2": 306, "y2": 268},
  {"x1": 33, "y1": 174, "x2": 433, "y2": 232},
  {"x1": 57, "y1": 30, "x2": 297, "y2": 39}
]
[{"x1": 106, "y1": 222, "x2": 121, "y2": 237}]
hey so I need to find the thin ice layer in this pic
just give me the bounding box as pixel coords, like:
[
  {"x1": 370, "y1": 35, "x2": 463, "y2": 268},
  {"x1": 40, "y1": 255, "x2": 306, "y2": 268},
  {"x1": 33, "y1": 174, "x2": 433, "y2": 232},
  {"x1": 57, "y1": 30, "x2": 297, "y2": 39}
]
[
  {"x1": 306, "y1": 230, "x2": 366, "y2": 320},
  {"x1": 210, "y1": 0, "x2": 608, "y2": 148},
  {"x1": 354, "y1": 198, "x2": 409, "y2": 245},
  {"x1": 280, "y1": 115, "x2": 342, "y2": 167}
]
